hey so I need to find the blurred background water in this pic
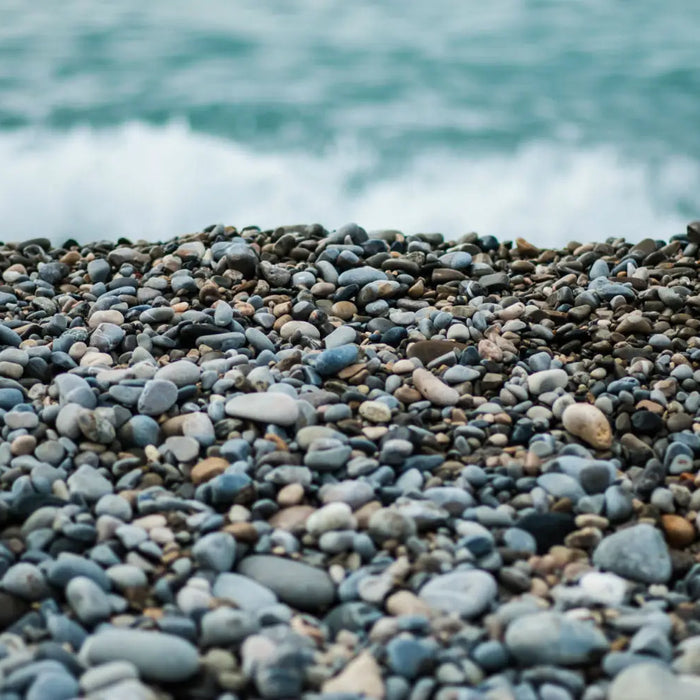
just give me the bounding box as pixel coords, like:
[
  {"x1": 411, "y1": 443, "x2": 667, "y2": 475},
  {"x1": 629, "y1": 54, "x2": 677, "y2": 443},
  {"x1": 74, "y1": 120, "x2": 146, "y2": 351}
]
[{"x1": 1, "y1": 0, "x2": 698, "y2": 244}]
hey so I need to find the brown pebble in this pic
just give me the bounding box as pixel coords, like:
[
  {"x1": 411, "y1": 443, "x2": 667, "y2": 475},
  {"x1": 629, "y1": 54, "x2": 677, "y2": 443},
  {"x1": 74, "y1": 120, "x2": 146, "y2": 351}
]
[
  {"x1": 190, "y1": 457, "x2": 229, "y2": 485},
  {"x1": 660, "y1": 514, "x2": 696, "y2": 548},
  {"x1": 267, "y1": 505, "x2": 315, "y2": 533},
  {"x1": 223, "y1": 522, "x2": 259, "y2": 544},
  {"x1": 277, "y1": 483, "x2": 305, "y2": 507}
]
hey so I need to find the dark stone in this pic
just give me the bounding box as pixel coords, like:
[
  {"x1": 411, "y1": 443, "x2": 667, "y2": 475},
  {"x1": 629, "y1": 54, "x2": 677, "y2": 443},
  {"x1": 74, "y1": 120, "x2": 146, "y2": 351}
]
[{"x1": 516, "y1": 512, "x2": 577, "y2": 554}]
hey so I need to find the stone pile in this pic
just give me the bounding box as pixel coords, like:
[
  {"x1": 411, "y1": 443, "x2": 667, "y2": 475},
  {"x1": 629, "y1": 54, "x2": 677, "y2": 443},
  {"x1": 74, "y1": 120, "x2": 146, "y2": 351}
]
[{"x1": 1, "y1": 222, "x2": 700, "y2": 698}]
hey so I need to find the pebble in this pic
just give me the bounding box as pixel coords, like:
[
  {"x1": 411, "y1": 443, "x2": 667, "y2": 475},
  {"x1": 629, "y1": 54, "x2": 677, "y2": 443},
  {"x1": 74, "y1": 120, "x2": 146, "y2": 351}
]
[
  {"x1": 412, "y1": 368, "x2": 460, "y2": 406},
  {"x1": 562, "y1": 403, "x2": 613, "y2": 449},
  {"x1": 225, "y1": 392, "x2": 299, "y2": 425},
  {"x1": 419, "y1": 570, "x2": 497, "y2": 618},
  {"x1": 505, "y1": 612, "x2": 609, "y2": 665},
  {"x1": 237, "y1": 555, "x2": 335, "y2": 612},
  {"x1": 593, "y1": 524, "x2": 672, "y2": 583},
  {"x1": 79, "y1": 628, "x2": 200, "y2": 682}
]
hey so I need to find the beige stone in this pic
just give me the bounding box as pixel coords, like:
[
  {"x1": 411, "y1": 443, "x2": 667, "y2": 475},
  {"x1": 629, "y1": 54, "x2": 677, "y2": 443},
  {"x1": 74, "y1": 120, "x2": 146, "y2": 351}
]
[
  {"x1": 190, "y1": 457, "x2": 228, "y2": 485},
  {"x1": 322, "y1": 651, "x2": 385, "y2": 699},
  {"x1": 562, "y1": 403, "x2": 612, "y2": 449},
  {"x1": 412, "y1": 368, "x2": 459, "y2": 406}
]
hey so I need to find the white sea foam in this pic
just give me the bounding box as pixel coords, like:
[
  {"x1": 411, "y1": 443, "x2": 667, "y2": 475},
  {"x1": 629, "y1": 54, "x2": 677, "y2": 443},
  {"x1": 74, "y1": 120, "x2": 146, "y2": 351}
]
[{"x1": 0, "y1": 121, "x2": 696, "y2": 246}]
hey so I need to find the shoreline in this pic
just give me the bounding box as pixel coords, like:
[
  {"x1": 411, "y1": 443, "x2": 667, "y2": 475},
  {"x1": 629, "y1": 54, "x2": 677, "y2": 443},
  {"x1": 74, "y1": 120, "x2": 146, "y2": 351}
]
[{"x1": 0, "y1": 221, "x2": 700, "y2": 698}]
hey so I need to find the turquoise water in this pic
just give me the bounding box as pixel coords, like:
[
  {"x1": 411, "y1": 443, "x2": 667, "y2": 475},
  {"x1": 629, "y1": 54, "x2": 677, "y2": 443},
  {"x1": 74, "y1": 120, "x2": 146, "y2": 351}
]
[{"x1": 1, "y1": 1, "x2": 699, "y2": 244}]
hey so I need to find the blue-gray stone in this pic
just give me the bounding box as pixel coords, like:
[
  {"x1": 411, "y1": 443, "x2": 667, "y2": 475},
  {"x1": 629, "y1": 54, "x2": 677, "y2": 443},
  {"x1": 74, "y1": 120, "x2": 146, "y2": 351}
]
[
  {"x1": 119, "y1": 414, "x2": 161, "y2": 447},
  {"x1": 79, "y1": 628, "x2": 200, "y2": 682},
  {"x1": 337, "y1": 266, "x2": 387, "y2": 287},
  {"x1": 192, "y1": 532, "x2": 236, "y2": 572},
  {"x1": 87, "y1": 258, "x2": 111, "y2": 283},
  {"x1": 137, "y1": 379, "x2": 178, "y2": 416},
  {"x1": 386, "y1": 637, "x2": 436, "y2": 679},
  {"x1": 593, "y1": 524, "x2": 671, "y2": 583},
  {"x1": 213, "y1": 572, "x2": 278, "y2": 610},
  {"x1": 0, "y1": 325, "x2": 22, "y2": 348},
  {"x1": 201, "y1": 607, "x2": 259, "y2": 647},
  {"x1": 589, "y1": 259, "x2": 610, "y2": 279},
  {"x1": 314, "y1": 344, "x2": 359, "y2": 376},
  {"x1": 26, "y1": 671, "x2": 79, "y2": 700},
  {"x1": 505, "y1": 612, "x2": 609, "y2": 665},
  {"x1": 537, "y1": 473, "x2": 585, "y2": 502},
  {"x1": 237, "y1": 555, "x2": 335, "y2": 612}
]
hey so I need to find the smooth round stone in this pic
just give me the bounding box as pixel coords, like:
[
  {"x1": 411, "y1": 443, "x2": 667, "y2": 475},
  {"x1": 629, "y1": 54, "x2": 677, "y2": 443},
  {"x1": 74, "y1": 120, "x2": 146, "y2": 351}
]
[
  {"x1": 225, "y1": 392, "x2": 299, "y2": 426},
  {"x1": 67, "y1": 464, "x2": 114, "y2": 501},
  {"x1": 119, "y1": 415, "x2": 161, "y2": 447},
  {"x1": 609, "y1": 662, "x2": 700, "y2": 700},
  {"x1": 212, "y1": 572, "x2": 278, "y2": 611},
  {"x1": 386, "y1": 637, "x2": 436, "y2": 679},
  {"x1": 87, "y1": 258, "x2": 111, "y2": 283},
  {"x1": 201, "y1": 607, "x2": 259, "y2": 647},
  {"x1": 306, "y1": 503, "x2": 356, "y2": 536},
  {"x1": 419, "y1": 570, "x2": 497, "y2": 618},
  {"x1": 562, "y1": 403, "x2": 613, "y2": 450},
  {"x1": 106, "y1": 564, "x2": 148, "y2": 591},
  {"x1": 237, "y1": 555, "x2": 335, "y2": 612},
  {"x1": 0, "y1": 325, "x2": 22, "y2": 347},
  {"x1": 324, "y1": 326, "x2": 356, "y2": 349},
  {"x1": 137, "y1": 379, "x2": 178, "y2": 416},
  {"x1": 77, "y1": 409, "x2": 116, "y2": 444},
  {"x1": 537, "y1": 473, "x2": 586, "y2": 502},
  {"x1": 296, "y1": 425, "x2": 347, "y2": 449},
  {"x1": 280, "y1": 320, "x2": 320, "y2": 340},
  {"x1": 46, "y1": 553, "x2": 112, "y2": 591},
  {"x1": 55, "y1": 374, "x2": 96, "y2": 408},
  {"x1": 66, "y1": 576, "x2": 112, "y2": 626},
  {"x1": 182, "y1": 412, "x2": 215, "y2": 446},
  {"x1": 88, "y1": 310, "x2": 124, "y2": 328},
  {"x1": 154, "y1": 360, "x2": 200, "y2": 387},
  {"x1": 593, "y1": 524, "x2": 672, "y2": 583},
  {"x1": 26, "y1": 671, "x2": 79, "y2": 700},
  {"x1": 192, "y1": 532, "x2": 237, "y2": 572},
  {"x1": 91, "y1": 323, "x2": 125, "y2": 351},
  {"x1": 506, "y1": 611, "x2": 609, "y2": 665},
  {"x1": 95, "y1": 494, "x2": 133, "y2": 521},
  {"x1": 337, "y1": 266, "x2": 387, "y2": 286},
  {"x1": 315, "y1": 344, "x2": 359, "y2": 375},
  {"x1": 163, "y1": 435, "x2": 200, "y2": 462},
  {"x1": 1, "y1": 562, "x2": 50, "y2": 601},
  {"x1": 4, "y1": 409, "x2": 39, "y2": 430},
  {"x1": 412, "y1": 368, "x2": 459, "y2": 406},
  {"x1": 79, "y1": 661, "x2": 140, "y2": 694},
  {"x1": 79, "y1": 628, "x2": 200, "y2": 682},
  {"x1": 527, "y1": 369, "x2": 568, "y2": 395},
  {"x1": 359, "y1": 400, "x2": 391, "y2": 423},
  {"x1": 304, "y1": 441, "x2": 353, "y2": 471}
]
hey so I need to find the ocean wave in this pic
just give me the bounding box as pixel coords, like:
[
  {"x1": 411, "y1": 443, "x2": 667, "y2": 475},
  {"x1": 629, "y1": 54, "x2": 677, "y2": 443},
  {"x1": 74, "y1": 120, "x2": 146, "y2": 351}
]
[{"x1": 0, "y1": 121, "x2": 696, "y2": 245}]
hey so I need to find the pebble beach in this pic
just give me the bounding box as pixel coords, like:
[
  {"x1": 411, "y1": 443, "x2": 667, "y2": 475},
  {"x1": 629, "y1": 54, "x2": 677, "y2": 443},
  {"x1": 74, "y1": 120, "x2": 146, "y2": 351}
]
[{"x1": 2, "y1": 221, "x2": 700, "y2": 699}]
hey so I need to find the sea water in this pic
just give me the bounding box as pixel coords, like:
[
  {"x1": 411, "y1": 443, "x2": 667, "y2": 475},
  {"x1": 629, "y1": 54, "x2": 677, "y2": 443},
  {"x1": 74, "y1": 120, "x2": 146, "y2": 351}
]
[{"x1": 1, "y1": 0, "x2": 698, "y2": 244}]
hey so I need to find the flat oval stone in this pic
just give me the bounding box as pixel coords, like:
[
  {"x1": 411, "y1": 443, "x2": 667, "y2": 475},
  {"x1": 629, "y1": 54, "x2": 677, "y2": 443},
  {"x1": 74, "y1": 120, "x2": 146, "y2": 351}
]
[
  {"x1": 225, "y1": 392, "x2": 299, "y2": 425},
  {"x1": 79, "y1": 628, "x2": 200, "y2": 682},
  {"x1": 314, "y1": 344, "x2": 359, "y2": 376},
  {"x1": 280, "y1": 321, "x2": 320, "y2": 340},
  {"x1": 562, "y1": 403, "x2": 613, "y2": 450},
  {"x1": 154, "y1": 360, "x2": 200, "y2": 387},
  {"x1": 505, "y1": 611, "x2": 609, "y2": 665},
  {"x1": 412, "y1": 368, "x2": 459, "y2": 406},
  {"x1": 419, "y1": 570, "x2": 497, "y2": 618},
  {"x1": 527, "y1": 369, "x2": 569, "y2": 395},
  {"x1": 237, "y1": 555, "x2": 335, "y2": 612}
]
